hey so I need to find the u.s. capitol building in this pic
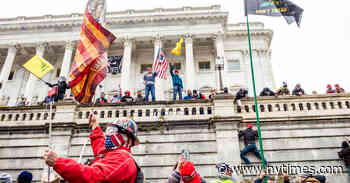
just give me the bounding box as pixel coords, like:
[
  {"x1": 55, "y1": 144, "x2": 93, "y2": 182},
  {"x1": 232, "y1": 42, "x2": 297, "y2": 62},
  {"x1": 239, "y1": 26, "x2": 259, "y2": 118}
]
[{"x1": 0, "y1": 5, "x2": 275, "y2": 106}]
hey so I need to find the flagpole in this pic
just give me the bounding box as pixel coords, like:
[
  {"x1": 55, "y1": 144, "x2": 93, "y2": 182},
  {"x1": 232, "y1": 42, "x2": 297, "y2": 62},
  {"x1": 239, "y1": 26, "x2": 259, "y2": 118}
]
[
  {"x1": 246, "y1": 15, "x2": 266, "y2": 169},
  {"x1": 47, "y1": 100, "x2": 54, "y2": 183}
]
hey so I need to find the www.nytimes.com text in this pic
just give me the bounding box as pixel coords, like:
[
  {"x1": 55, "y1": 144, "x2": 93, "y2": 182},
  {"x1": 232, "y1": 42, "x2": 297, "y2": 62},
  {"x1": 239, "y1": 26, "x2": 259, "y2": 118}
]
[{"x1": 232, "y1": 164, "x2": 344, "y2": 176}]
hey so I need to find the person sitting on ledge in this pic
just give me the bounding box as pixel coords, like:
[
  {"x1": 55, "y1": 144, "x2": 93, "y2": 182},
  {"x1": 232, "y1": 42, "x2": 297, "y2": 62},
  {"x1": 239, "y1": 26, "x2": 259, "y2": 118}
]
[
  {"x1": 260, "y1": 87, "x2": 275, "y2": 97},
  {"x1": 120, "y1": 90, "x2": 134, "y2": 103},
  {"x1": 326, "y1": 84, "x2": 334, "y2": 94},
  {"x1": 96, "y1": 92, "x2": 108, "y2": 104},
  {"x1": 134, "y1": 91, "x2": 144, "y2": 103},
  {"x1": 239, "y1": 124, "x2": 267, "y2": 164},
  {"x1": 209, "y1": 89, "x2": 216, "y2": 99},
  {"x1": 292, "y1": 84, "x2": 305, "y2": 96},
  {"x1": 43, "y1": 113, "x2": 142, "y2": 183},
  {"x1": 234, "y1": 88, "x2": 248, "y2": 108},
  {"x1": 334, "y1": 84, "x2": 345, "y2": 94},
  {"x1": 184, "y1": 90, "x2": 193, "y2": 100},
  {"x1": 276, "y1": 82, "x2": 290, "y2": 96},
  {"x1": 192, "y1": 90, "x2": 200, "y2": 100}
]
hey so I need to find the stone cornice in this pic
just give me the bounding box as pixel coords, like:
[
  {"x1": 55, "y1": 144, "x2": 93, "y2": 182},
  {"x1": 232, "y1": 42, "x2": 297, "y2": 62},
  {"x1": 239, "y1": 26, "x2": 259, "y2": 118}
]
[{"x1": 0, "y1": 5, "x2": 228, "y2": 31}]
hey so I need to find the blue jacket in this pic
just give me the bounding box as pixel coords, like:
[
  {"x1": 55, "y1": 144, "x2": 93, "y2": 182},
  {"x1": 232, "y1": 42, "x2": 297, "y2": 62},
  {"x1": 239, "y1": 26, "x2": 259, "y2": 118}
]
[{"x1": 170, "y1": 65, "x2": 183, "y2": 88}]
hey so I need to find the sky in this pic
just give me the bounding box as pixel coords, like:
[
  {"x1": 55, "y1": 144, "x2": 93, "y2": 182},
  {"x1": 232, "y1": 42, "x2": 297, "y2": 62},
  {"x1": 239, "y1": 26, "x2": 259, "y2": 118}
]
[{"x1": 0, "y1": 0, "x2": 349, "y2": 93}]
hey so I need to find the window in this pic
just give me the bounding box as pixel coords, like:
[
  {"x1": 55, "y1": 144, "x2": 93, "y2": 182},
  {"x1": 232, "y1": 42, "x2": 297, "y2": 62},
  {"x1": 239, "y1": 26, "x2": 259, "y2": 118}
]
[
  {"x1": 56, "y1": 68, "x2": 61, "y2": 78},
  {"x1": 173, "y1": 63, "x2": 181, "y2": 70},
  {"x1": 8, "y1": 70, "x2": 15, "y2": 80},
  {"x1": 198, "y1": 62, "x2": 210, "y2": 71},
  {"x1": 140, "y1": 64, "x2": 153, "y2": 73},
  {"x1": 227, "y1": 60, "x2": 240, "y2": 71}
]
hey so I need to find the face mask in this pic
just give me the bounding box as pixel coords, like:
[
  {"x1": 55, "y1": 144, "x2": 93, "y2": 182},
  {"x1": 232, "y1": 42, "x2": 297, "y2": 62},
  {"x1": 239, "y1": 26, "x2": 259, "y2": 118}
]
[{"x1": 104, "y1": 136, "x2": 116, "y2": 150}]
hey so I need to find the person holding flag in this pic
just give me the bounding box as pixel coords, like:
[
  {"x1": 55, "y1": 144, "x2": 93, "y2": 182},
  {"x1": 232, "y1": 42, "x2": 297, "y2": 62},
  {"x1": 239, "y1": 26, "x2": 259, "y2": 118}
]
[
  {"x1": 68, "y1": 0, "x2": 116, "y2": 104},
  {"x1": 143, "y1": 67, "x2": 158, "y2": 102},
  {"x1": 169, "y1": 63, "x2": 183, "y2": 100},
  {"x1": 43, "y1": 113, "x2": 142, "y2": 183},
  {"x1": 45, "y1": 76, "x2": 70, "y2": 102}
]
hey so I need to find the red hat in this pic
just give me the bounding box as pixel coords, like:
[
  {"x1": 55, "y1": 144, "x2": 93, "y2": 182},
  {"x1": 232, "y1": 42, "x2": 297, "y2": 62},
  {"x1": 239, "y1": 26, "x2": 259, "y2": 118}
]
[
  {"x1": 125, "y1": 90, "x2": 131, "y2": 95},
  {"x1": 335, "y1": 84, "x2": 340, "y2": 87},
  {"x1": 248, "y1": 124, "x2": 253, "y2": 128},
  {"x1": 327, "y1": 84, "x2": 331, "y2": 88},
  {"x1": 146, "y1": 67, "x2": 152, "y2": 71},
  {"x1": 180, "y1": 161, "x2": 201, "y2": 183},
  {"x1": 174, "y1": 69, "x2": 179, "y2": 73}
]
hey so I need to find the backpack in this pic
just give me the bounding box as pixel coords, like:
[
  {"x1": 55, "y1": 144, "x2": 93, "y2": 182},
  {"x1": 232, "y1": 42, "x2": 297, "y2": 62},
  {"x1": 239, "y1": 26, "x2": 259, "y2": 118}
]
[{"x1": 134, "y1": 160, "x2": 144, "y2": 183}]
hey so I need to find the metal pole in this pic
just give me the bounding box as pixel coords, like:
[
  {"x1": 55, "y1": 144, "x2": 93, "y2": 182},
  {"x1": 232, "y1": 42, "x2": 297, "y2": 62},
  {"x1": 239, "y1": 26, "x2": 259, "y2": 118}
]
[
  {"x1": 246, "y1": 15, "x2": 266, "y2": 168},
  {"x1": 47, "y1": 100, "x2": 53, "y2": 183}
]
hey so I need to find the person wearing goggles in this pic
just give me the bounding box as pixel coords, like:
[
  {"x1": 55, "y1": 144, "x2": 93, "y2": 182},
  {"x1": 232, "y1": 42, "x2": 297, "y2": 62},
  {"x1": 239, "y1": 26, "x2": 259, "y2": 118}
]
[{"x1": 43, "y1": 113, "x2": 140, "y2": 183}]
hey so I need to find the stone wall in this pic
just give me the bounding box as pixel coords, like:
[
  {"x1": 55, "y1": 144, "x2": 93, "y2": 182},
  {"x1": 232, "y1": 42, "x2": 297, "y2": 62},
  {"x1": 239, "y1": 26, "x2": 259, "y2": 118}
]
[{"x1": 0, "y1": 94, "x2": 349, "y2": 182}]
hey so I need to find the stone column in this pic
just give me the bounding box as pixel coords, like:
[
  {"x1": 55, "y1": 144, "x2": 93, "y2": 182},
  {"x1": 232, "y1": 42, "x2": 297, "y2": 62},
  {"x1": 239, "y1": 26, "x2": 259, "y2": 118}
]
[
  {"x1": 59, "y1": 41, "x2": 75, "y2": 78},
  {"x1": 213, "y1": 95, "x2": 242, "y2": 180},
  {"x1": 185, "y1": 35, "x2": 196, "y2": 91},
  {"x1": 120, "y1": 39, "x2": 133, "y2": 93},
  {"x1": 153, "y1": 37, "x2": 165, "y2": 100},
  {"x1": 214, "y1": 34, "x2": 227, "y2": 89},
  {"x1": 0, "y1": 46, "x2": 17, "y2": 95},
  {"x1": 24, "y1": 43, "x2": 46, "y2": 102}
]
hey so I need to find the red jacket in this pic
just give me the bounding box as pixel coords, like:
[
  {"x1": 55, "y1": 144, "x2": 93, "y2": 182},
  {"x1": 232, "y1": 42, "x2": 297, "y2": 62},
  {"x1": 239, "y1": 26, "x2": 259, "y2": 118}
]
[{"x1": 53, "y1": 126, "x2": 137, "y2": 183}]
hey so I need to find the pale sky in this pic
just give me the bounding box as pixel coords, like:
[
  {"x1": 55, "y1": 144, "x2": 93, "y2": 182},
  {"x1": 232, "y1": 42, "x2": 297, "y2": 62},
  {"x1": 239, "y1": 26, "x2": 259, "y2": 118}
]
[{"x1": 0, "y1": 0, "x2": 349, "y2": 94}]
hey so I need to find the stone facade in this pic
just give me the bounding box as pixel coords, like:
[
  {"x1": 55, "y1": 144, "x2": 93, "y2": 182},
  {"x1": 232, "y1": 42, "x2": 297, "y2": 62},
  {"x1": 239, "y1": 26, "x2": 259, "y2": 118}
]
[
  {"x1": 0, "y1": 94, "x2": 349, "y2": 182},
  {"x1": 0, "y1": 5, "x2": 275, "y2": 106}
]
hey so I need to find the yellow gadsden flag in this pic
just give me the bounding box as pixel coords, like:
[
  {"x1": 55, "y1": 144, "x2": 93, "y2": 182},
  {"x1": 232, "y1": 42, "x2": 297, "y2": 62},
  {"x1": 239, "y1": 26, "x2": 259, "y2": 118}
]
[
  {"x1": 23, "y1": 55, "x2": 54, "y2": 79},
  {"x1": 171, "y1": 38, "x2": 184, "y2": 56}
]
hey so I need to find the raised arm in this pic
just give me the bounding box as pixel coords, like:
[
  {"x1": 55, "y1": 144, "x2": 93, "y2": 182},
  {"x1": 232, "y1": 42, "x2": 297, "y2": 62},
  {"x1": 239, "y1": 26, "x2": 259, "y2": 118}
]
[
  {"x1": 45, "y1": 82, "x2": 57, "y2": 88},
  {"x1": 88, "y1": 113, "x2": 106, "y2": 157},
  {"x1": 169, "y1": 64, "x2": 174, "y2": 77}
]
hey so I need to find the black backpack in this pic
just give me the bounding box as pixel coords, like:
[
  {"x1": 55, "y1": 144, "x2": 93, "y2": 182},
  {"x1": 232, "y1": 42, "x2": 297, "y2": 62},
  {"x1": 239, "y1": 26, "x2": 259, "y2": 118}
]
[{"x1": 134, "y1": 160, "x2": 144, "y2": 183}]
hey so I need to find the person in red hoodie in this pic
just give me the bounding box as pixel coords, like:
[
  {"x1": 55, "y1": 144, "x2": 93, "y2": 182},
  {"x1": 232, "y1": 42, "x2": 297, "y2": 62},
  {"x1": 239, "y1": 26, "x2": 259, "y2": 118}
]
[{"x1": 43, "y1": 113, "x2": 140, "y2": 183}]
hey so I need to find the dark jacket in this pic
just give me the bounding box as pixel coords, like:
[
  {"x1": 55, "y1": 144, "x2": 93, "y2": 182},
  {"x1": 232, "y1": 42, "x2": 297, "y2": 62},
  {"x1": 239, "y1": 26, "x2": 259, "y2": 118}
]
[
  {"x1": 235, "y1": 89, "x2": 248, "y2": 101},
  {"x1": 260, "y1": 88, "x2": 275, "y2": 96},
  {"x1": 338, "y1": 141, "x2": 350, "y2": 167},
  {"x1": 47, "y1": 81, "x2": 70, "y2": 101},
  {"x1": 292, "y1": 88, "x2": 305, "y2": 96},
  {"x1": 276, "y1": 87, "x2": 290, "y2": 95},
  {"x1": 134, "y1": 95, "x2": 144, "y2": 103},
  {"x1": 121, "y1": 96, "x2": 134, "y2": 103},
  {"x1": 239, "y1": 128, "x2": 258, "y2": 146},
  {"x1": 170, "y1": 65, "x2": 183, "y2": 88}
]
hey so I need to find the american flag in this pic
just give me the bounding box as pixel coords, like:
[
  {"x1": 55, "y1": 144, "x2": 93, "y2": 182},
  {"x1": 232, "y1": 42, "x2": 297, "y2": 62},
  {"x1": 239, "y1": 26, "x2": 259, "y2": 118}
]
[{"x1": 153, "y1": 48, "x2": 168, "y2": 80}]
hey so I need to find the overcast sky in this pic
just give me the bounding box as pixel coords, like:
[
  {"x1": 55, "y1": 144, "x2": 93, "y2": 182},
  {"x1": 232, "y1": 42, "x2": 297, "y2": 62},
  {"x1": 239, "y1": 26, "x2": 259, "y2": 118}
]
[{"x1": 0, "y1": 0, "x2": 349, "y2": 93}]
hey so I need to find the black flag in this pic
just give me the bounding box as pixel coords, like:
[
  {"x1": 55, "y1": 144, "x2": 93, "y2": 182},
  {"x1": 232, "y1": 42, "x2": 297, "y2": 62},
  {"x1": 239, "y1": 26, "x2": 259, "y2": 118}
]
[
  {"x1": 245, "y1": 0, "x2": 303, "y2": 27},
  {"x1": 107, "y1": 56, "x2": 123, "y2": 74}
]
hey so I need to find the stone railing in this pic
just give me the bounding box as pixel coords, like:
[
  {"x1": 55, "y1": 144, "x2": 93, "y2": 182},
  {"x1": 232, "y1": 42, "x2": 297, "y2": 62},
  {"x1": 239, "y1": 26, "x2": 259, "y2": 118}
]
[
  {"x1": 0, "y1": 105, "x2": 55, "y2": 126},
  {"x1": 0, "y1": 94, "x2": 349, "y2": 124},
  {"x1": 75, "y1": 100, "x2": 214, "y2": 124},
  {"x1": 237, "y1": 94, "x2": 350, "y2": 119}
]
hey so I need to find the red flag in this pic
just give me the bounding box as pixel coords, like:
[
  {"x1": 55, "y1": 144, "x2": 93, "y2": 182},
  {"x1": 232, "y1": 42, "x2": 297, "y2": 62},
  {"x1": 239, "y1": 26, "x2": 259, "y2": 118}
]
[
  {"x1": 48, "y1": 86, "x2": 57, "y2": 97},
  {"x1": 153, "y1": 48, "x2": 168, "y2": 80},
  {"x1": 68, "y1": 7, "x2": 116, "y2": 104}
]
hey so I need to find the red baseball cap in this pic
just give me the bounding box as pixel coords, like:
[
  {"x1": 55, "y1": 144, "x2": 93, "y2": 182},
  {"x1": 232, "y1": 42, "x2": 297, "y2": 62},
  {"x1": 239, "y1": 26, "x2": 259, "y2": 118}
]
[
  {"x1": 146, "y1": 67, "x2": 152, "y2": 71},
  {"x1": 248, "y1": 124, "x2": 253, "y2": 128},
  {"x1": 180, "y1": 161, "x2": 201, "y2": 183},
  {"x1": 174, "y1": 69, "x2": 179, "y2": 73}
]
